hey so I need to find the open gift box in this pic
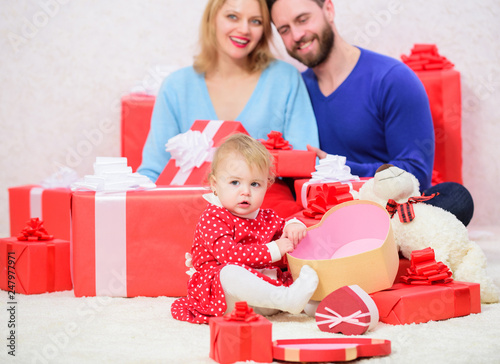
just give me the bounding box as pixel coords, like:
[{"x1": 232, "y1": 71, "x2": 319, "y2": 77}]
[{"x1": 287, "y1": 200, "x2": 398, "y2": 301}]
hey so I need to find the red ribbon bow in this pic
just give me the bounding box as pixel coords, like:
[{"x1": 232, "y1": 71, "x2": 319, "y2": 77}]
[
  {"x1": 401, "y1": 247, "x2": 453, "y2": 285},
  {"x1": 302, "y1": 184, "x2": 334, "y2": 220},
  {"x1": 401, "y1": 44, "x2": 454, "y2": 71},
  {"x1": 224, "y1": 301, "x2": 259, "y2": 322},
  {"x1": 17, "y1": 218, "x2": 54, "y2": 241},
  {"x1": 303, "y1": 184, "x2": 354, "y2": 219},
  {"x1": 259, "y1": 131, "x2": 293, "y2": 150},
  {"x1": 386, "y1": 193, "x2": 438, "y2": 223}
]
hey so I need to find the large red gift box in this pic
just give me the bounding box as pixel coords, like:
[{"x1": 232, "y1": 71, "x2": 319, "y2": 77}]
[
  {"x1": 0, "y1": 228, "x2": 72, "y2": 294},
  {"x1": 369, "y1": 282, "x2": 481, "y2": 325},
  {"x1": 402, "y1": 44, "x2": 462, "y2": 184},
  {"x1": 121, "y1": 93, "x2": 156, "y2": 172},
  {"x1": 9, "y1": 185, "x2": 72, "y2": 241},
  {"x1": 71, "y1": 187, "x2": 208, "y2": 297},
  {"x1": 156, "y1": 120, "x2": 249, "y2": 186},
  {"x1": 209, "y1": 303, "x2": 273, "y2": 364}
]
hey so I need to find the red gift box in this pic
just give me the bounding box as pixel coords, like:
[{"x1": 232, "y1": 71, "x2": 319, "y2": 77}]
[
  {"x1": 71, "y1": 187, "x2": 209, "y2": 297},
  {"x1": 209, "y1": 303, "x2": 273, "y2": 364},
  {"x1": 0, "y1": 219, "x2": 72, "y2": 294},
  {"x1": 369, "y1": 281, "x2": 481, "y2": 325},
  {"x1": 402, "y1": 44, "x2": 462, "y2": 184},
  {"x1": 270, "y1": 150, "x2": 316, "y2": 178},
  {"x1": 121, "y1": 93, "x2": 156, "y2": 172},
  {"x1": 156, "y1": 120, "x2": 249, "y2": 186},
  {"x1": 8, "y1": 185, "x2": 72, "y2": 241}
]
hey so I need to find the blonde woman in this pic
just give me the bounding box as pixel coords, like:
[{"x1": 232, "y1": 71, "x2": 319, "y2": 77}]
[{"x1": 138, "y1": 0, "x2": 319, "y2": 216}]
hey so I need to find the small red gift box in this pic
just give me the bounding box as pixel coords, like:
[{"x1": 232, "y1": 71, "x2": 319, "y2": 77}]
[
  {"x1": 369, "y1": 281, "x2": 481, "y2": 325},
  {"x1": 0, "y1": 219, "x2": 72, "y2": 295},
  {"x1": 209, "y1": 302, "x2": 273, "y2": 364},
  {"x1": 156, "y1": 120, "x2": 249, "y2": 185},
  {"x1": 259, "y1": 131, "x2": 316, "y2": 178},
  {"x1": 8, "y1": 185, "x2": 72, "y2": 241},
  {"x1": 294, "y1": 178, "x2": 367, "y2": 209},
  {"x1": 71, "y1": 187, "x2": 208, "y2": 297},
  {"x1": 270, "y1": 150, "x2": 316, "y2": 178},
  {"x1": 121, "y1": 93, "x2": 156, "y2": 172},
  {"x1": 402, "y1": 44, "x2": 462, "y2": 184}
]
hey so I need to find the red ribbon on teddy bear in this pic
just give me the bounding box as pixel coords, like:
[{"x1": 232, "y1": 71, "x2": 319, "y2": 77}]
[{"x1": 386, "y1": 193, "x2": 439, "y2": 223}]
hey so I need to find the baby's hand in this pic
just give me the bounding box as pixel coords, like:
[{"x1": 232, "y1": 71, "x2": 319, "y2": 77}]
[
  {"x1": 282, "y1": 222, "x2": 307, "y2": 248},
  {"x1": 275, "y1": 237, "x2": 295, "y2": 256}
]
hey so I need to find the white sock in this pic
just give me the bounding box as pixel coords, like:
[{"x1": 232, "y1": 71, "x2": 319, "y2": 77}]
[{"x1": 220, "y1": 264, "x2": 319, "y2": 315}]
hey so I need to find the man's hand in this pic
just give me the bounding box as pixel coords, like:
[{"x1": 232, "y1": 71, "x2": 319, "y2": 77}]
[{"x1": 307, "y1": 144, "x2": 327, "y2": 159}]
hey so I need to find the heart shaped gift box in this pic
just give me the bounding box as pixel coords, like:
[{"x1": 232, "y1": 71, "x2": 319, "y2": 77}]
[{"x1": 287, "y1": 200, "x2": 398, "y2": 301}]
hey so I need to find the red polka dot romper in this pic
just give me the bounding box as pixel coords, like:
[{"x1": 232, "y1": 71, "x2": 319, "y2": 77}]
[{"x1": 171, "y1": 204, "x2": 291, "y2": 324}]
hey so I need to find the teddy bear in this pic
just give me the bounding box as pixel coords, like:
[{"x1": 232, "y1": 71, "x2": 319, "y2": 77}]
[{"x1": 356, "y1": 164, "x2": 499, "y2": 303}]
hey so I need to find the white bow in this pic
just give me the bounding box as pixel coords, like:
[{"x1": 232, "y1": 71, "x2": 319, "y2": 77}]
[{"x1": 316, "y1": 307, "x2": 370, "y2": 329}]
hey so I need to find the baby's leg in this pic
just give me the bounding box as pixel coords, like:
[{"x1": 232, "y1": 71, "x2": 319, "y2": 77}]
[{"x1": 220, "y1": 264, "x2": 318, "y2": 315}]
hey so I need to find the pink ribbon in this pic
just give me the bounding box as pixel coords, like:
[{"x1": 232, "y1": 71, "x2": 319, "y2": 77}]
[{"x1": 316, "y1": 307, "x2": 370, "y2": 329}]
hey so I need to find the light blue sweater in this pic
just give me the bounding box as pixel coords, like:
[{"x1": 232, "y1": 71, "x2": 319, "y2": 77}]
[{"x1": 138, "y1": 60, "x2": 319, "y2": 182}]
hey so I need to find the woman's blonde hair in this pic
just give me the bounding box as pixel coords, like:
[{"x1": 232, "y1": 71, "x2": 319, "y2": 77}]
[
  {"x1": 209, "y1": 133, "x2": 276, "y2": 186},
  {"x1": 194, "y1": 0, "x2": 275, "y2": 74}
]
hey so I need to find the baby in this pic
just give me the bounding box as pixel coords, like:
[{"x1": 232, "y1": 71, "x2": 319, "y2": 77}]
[{"x1": 171, "y1": 133, "x2": 318, "y2": 323}]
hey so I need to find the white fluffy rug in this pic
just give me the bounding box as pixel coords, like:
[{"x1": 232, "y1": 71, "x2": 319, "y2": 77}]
[{"x1": 1, "y1": 225, "x2": 500, "y2": 364}]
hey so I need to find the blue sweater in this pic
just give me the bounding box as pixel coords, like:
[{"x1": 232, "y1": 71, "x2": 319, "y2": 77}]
[
  {"x1": 302, "y1": 48, "x2": 434, "y2": 190},
  {"x1": 138, "y1": 60, "x2": 319, "y2": 182}
]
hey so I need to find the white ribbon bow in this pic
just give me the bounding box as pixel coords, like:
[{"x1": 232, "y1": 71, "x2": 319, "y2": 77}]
[
  {"x1": 165, "y1": 130, "x2": 215, "y2": 173},
  {"x1": 71, "y1": 157, "x2": 156, "y2": 192},
  {"x1": 310, "y1": 155, "x2": 359, "y2": 183},
  {"x1": 41, "y1": 163, "x2": 80, "y2": 188},
  {"x1": 316, "y1": 307, "x2": 370, "y2": 329}
]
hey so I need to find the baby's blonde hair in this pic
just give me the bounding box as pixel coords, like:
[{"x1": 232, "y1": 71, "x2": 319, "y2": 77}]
[{"x1": 209, "y1": 133, "x2": 276, "y2": 186}]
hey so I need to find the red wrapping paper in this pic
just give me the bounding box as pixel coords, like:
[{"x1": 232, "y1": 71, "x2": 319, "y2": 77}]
[
  {"x1": 121, "y1": 93, "x2": 156, "y2": 172},
  {"x1": 270, "y1": 150, "x2": 316, "y2": 178},
  {"x1": 0, "y1": 220, "x2": 71, "y2": 294},
  {"x1": 209, "y1": 304, "x2": 272, "y2": 364},
  {"x1": 402, "y1": 44, "x2": 462, "y2": 184},
  {"x1": 71, "y1": 187, "x2": 208, "y2": 297},
  {"x1": 8, "y1": 185, "x2": 72, "y2": 241},
  {"x1": 369, "y1": 281, "x2": 480, "y2": 325},
  {"x1": 156, "y1": 120, "x2": 249, "y2": 185}
]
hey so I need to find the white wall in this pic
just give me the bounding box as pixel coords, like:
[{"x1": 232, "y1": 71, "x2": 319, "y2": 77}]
[{"x1": 1, "y1": 0, "x2": 499, "y2": 237}]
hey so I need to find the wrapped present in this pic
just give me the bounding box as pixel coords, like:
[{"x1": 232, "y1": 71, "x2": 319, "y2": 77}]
[
  {"x1": 209, "y1": 302, "x2": 272, "y2": 364},
  {"x1": 121, "y1": 93, "x2": 156, "y2": 172},
  {"x1": 9, "y1": 185, "x2": 72, "y2": 241},
  {"x1": 0, "y1": 218, "x2": 72, "y2": 294},
  {"x1": 402, "y1": 44, "x2": 462, "y2": 184},
  {"x1": 72, "y1": 186, "x2": 209, "y2": 297},
  {"x1": 316, "y1": 285, "x2": 379, "y2": 335},
  {"x1": 272, "y1": 338, "x2": 391, "y2": 362},
  {"x1": 156, "y1": 120, "x2": 249, "y2": 185},
  {"x1": 287, "y1": 200, "x2": 398, "y2": 301},
  {"x1": 295, "y1": 178, "x2": 368, "y2": 209},
  {"x1": 370, "y1": 281, "x2": 481, "y2": 325},
  {"x1": 259, "y1": 131, "x2": 315, "y2": 178}
]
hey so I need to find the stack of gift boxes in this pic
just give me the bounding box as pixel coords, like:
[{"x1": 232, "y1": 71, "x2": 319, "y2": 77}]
[{"x1": 1, "y1": 44, "x2": 480, "y2": 363}]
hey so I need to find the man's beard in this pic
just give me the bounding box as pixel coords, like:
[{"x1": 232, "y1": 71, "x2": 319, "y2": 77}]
[{"x1": 287, "y1": 24, "x2": 334, "y2": 68}]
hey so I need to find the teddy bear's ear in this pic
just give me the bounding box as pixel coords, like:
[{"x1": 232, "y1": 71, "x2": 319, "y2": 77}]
[{"x1": 376, "y1": 164, "x2": 394, "y2": 174}]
